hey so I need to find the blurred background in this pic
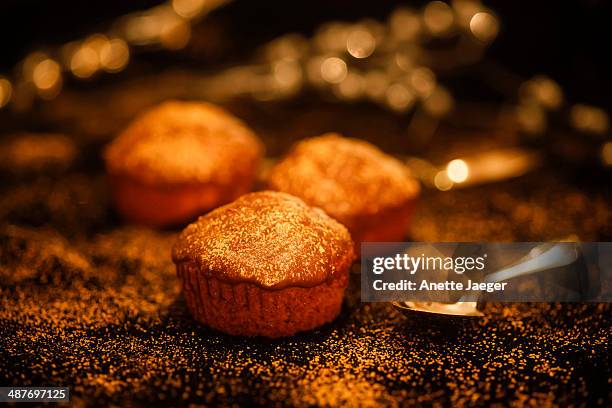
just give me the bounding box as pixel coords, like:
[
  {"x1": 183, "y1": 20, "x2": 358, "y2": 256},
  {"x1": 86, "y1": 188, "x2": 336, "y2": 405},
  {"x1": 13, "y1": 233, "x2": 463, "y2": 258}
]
[
  {"x1": 1, "y1": 0, "x2": 611, "y2": 104},
  {"x1": 0, "y1": 0, "x2": 610, "y2": 237}
]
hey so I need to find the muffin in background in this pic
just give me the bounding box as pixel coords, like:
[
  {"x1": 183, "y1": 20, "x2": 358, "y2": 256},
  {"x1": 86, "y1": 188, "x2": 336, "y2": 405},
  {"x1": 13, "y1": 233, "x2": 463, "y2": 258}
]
[
  {"x1": 104, "y1": 100, "x2": 263, "y2": 227},
  {"x1": 267, "y1": 133, "x2": 420, "y2": 254}
]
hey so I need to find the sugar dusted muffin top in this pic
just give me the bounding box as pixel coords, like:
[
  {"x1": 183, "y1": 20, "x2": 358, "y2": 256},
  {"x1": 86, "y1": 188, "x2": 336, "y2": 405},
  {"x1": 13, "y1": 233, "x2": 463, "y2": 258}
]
[
  {"x1": 267, "y1": 133, "x2": 420, "y2": 221},
  {"x1": 172, "y1": 191, "x2": 355, "y2": 289},
  {"x1": 104, "y1": 101, "x2": 263, "y2": 185}
]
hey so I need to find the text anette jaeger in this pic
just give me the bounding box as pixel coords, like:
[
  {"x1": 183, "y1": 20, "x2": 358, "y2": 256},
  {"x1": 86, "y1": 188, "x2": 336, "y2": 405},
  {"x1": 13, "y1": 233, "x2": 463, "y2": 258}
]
[{"x1": 372, "y1": 279, "x2": 507, "y2": 293}]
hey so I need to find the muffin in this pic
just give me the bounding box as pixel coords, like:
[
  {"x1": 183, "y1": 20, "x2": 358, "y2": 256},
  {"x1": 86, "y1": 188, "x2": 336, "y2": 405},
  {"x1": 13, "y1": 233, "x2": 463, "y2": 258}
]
[
  {"x1": 267, "y1": 133, "x2": 420, "y2": 254},
  {"x1": 104, "y1": 101, "x2": 263, "y2": 227},
  {"x1": 172, "y1": 191, "x2": 355, "y2": 337}
]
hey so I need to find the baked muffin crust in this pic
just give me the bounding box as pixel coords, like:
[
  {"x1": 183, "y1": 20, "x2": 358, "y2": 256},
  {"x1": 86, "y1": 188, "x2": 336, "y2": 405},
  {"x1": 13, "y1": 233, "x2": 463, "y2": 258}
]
[
  {"x1": 104, "y1": 101, "x2": 263, "y2": 186},
  {"x1": 103, "y1": 101, "x2": 263, "y2": 226},
  {"x1": 267, "y1": 134, "x2": 420, "y2": 248},
  {"x1": 173, "y1": 191, "x2": 354, "y2": 289}
]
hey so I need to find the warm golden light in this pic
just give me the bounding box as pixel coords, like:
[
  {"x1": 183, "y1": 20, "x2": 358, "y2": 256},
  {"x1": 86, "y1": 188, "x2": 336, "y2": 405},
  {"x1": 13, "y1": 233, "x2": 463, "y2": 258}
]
[
  {"x1": 601, "y1": 142, "x2": 612, "y2": 166},
  {"x1": 86, "y1": 34, "x2": 110, "y2": 52},
  {"x1": 570, "y1": 104, "x2": 609, "y2": 135},
  {"x1": 423, "y1": 86, "x2": 454, "y2": 117},
  {"x1": 315, "y1": 23, "x2": 350, "y2": 53},
  {"x1": 386, "y1": 83, "x2": 416, "y2": 111},
  {"x1": 320, "y1": 57, "x2": 347, "y2": 84},
  {"x1": 453, "y1": 0, "x2": 481, "y2": 27},
  {"x1": 364, "y1": 70, "x2": 388, "y2": 101},
  {"x1": 455, "y1": 148, "x2": 541, "y2": 186},
  {"x1": 536, "y1": 78, "x2": 563, "y2": 110},
  {"x1": 125, "y1": 15, "x2": 160, "y2": 45},
  {"x1": 434, "y1": 170, "x2": 453, "y2": 191},
  {"x1": 423, "y1": 1, "x2": 455, "y2": 36},
  {"x1": 520, "y1": 76, "x2": 563, "y2": 110},
  {"x1": 389, "y1": 8, "x2": 421, "y2": 41},
  {"x1": 346, "y1": 29, "x2": 376, "y2": 59},
  {"x1": 395, "y1": 51, "x2": 414, "y2": 72},
  {"x1": 306, "y1": 56, "x2": 326, "y2": 86},
  {"x1": 160, "y1": 18, "x2": 192, "y2": 50},
  {"x1": 100, "y1": 39, "x2": 130, "y2": 73},
  {"x1": 469, "y1": 12, "x2": 499, "y2": 43},
  {"x1": 410, "y1": 67, "x2": 436, "y2": 98},
  {"x1": 446, "y1": 159, "x2": 469, "y2": 183},
  {"x1": 22, "y1": 52, "x2": 47, "y2": 80},
  {"x1": 273, "y1": 59, "x2": 302, "y2": 92},
  {"x1": 0, "y1": 77, "x2": 12, "y2": 108},
  {"x1": 32, "y1": 59, "x2": 61, "y2": 91},
  {"x1": 70, "y1": 46, "x2": 99, "y2": 79},
  {"x1": 172, "y1": 0, "x2": 207, "y2": 19},
  {"x1": 516, "y1": 103, "x2": 546, "y2": 134},
  {"x1": 265, "y1": 34, "x2": 307, "y2": 61},
  {"x1": 336, "y1": 71, "x2": 364, "y2": 100}
]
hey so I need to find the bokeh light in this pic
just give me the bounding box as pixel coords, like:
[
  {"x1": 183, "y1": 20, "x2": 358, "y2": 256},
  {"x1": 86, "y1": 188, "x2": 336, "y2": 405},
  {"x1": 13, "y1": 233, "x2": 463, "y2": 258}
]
[
  {"x1": 389, "y1": 8, "x2": 421, "y2": 41},
  {"x1": 33, "y1": 59, "x2": 61, "y2": 90},
  {"x1": 516, "y1": 103, "x2": 546, "y2": 135},
  {"x1": 394, "y1": 51, "x2": 414, "y2": 73},
  {"x1": 315, "y1": 23, "x2": 350, "y2": 53},
  {"x1": 125, "y1": 14, "x2": 160, "y2": 45},
  {"x1": 265, "y1": 35, "x2": 307, "y2": 62},
  {"x1": 346, "y1": 29, "x2": 376, "y2": 59},
  {"x1": 453, "y1": 0, "x2": 482, "y2": 27},
  {"x1": 520, "y1": 76, "x2": 563, "y2": 110},
  {"x1": 601, "y1": 142, "x2": 612, "y2": 166},
  {"x1": 434, "y1": 170, "x2": 453, "y2": 191},
  {"x1": 386, "y1": 83, "x2": 416, "y2": 112},
  {"x1": 423, "y1": 86, "x2": 454, "y2": 117},
  {"x1": 22, "y1": 52, "x2": 47, "y2": 81},
  {"x1": 100, "y1": 39, "x2": 130, "y2": 73},
  {"x1": 160, "y1": 17, "x2": 191, "y2": 50},
  {"x1": 410, "y1": 67, "x2": 436, "y2": 98},
  {"x1": 273, "y1": 59, "x2": 302, "y2": 93},
  {"x1": 172, "y1": 0, "x2": 206, "y2": 19},
  {"x1": 336, "y1": 71, "x2": 365, "y2": 100},
  {"x1": 423, "y1": 1, "x2": 455, "y2": 36},
  {"x1": 570, "y1": 104, "x2": 609, "y2": 135},
  {"x1": 447, "y1": 159, "x2": 469, "y2": 183},
  {"x1": 321, "y1": 57, "x2": 347, "y2": 84},
  {"x1": 364, "y1": 70, "x2": 388, "y2": 101},
  {"x1": 0, "y1": 77, "x2": 12, "y2": 108},
  {"x1": 70, "y1": 46, "x2": 99, "y2": 79},
  {"x1": 469, "y1": 12, "x2": 499, "y2": 43},
  {"x1": 32, "y1": 59, "x2": 62, "y2": 99}
]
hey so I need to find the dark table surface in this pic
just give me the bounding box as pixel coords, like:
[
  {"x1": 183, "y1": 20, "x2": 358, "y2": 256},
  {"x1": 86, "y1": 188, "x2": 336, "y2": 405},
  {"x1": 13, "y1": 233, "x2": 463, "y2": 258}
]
[{"x1": 0, "y1": 93, "x2": 610, "y2": 406}]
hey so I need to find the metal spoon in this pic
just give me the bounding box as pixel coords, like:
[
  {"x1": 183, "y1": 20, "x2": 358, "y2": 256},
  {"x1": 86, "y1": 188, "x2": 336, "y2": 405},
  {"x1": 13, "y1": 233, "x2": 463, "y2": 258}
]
[{"x1": 393, "y1": 243, "x2": 580, "y2": 321}]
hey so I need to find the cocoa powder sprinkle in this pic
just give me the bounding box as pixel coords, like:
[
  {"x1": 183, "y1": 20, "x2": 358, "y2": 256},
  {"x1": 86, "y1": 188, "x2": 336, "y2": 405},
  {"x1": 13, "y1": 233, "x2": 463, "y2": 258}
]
[{"x1": 1, "y1": 158, "x2": 610, "y2": 407}]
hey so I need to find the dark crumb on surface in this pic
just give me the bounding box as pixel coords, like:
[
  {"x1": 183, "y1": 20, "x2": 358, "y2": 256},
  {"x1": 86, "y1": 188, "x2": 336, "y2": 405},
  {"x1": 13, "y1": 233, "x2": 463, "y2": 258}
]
[{"x1": 1, "y1": 166, "x2": 610, "y2": 406}]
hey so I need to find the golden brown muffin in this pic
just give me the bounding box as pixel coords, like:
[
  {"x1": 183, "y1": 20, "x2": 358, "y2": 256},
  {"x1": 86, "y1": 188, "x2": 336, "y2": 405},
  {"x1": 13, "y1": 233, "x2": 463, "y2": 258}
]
[
  {"x1": 172, "y1": 191, "x2": 355, "y2": 338},
  {"x1": 104, "y1": 101, "x2": 263, "y2": 227},
  {"x1": 267, "y1": 133, "x2": 420, "y2": 255}
]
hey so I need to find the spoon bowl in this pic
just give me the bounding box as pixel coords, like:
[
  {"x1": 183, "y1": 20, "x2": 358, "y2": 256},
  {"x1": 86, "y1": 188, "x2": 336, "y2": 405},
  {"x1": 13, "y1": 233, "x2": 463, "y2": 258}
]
[
  {"x1": 393, "y1": 301, "x2": 483, "y2": 319},
  {"x1": 392, "y1": 301, "x2": 483, "y2": 332}
]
